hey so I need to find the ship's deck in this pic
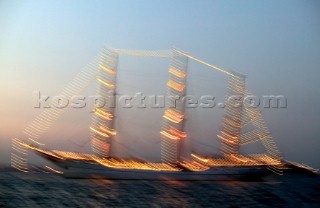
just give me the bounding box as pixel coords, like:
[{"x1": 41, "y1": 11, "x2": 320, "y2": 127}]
[{"x1": 22, "y1": 142, "x2": 282, "y2": 172}]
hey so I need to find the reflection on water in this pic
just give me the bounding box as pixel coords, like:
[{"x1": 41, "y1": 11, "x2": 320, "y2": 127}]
[{"x1": 0, "y1": 172, "x2": 319, "y2": 207}]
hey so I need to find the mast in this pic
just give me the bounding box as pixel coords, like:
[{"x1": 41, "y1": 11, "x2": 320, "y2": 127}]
[
  {"x1": 90, "y1": 48, "x2": 118, "y2": 158},
  {"x1": 161, "y1": 48, "x2": 188, "y2": 165},
  {"x1": 218, "y1": 72, "x2": 246, "y2": 156}
]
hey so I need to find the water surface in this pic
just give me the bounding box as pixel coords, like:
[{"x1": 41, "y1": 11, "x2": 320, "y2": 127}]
[{"x1": 0, "y1": 172, "x2": 319, "y2": 207}]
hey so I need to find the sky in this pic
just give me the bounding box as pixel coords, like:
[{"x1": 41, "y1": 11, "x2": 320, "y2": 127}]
[{"x1": 0, "y1": 0, "x2": 320, "y2": 168}]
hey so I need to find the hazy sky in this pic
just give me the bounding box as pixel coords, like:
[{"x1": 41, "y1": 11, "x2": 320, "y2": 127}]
[{"x1": 0, "y1": 0, "x2": 320, "y2": 168}]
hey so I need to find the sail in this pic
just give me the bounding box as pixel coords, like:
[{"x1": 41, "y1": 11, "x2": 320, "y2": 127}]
[
  {"x1": 218, "y1": 73, "x2": 246, "y2": 156},
  {"x1": 12, "y1": 53, "x2": 102, "y2": 172},
  {"x1": 161, "y1": 49, "x2": 188, "y2": 164},
  {"x1": 215, "y1": 75, "x2": 283, "y2": 173},
  {"x1": 90, "y1": 48, "x2": 118, "y2": 158}
]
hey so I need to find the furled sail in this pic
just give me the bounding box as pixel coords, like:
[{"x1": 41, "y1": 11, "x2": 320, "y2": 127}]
[
  {"x1": 90, "y1": 48, "x2": 118, "y2": 158},
  {"x1": 161, "y1": 49, "x2": 188, "y2": 164},
  {"x1": 218, "y1": 73, "x2": 246, "y2": 156}
]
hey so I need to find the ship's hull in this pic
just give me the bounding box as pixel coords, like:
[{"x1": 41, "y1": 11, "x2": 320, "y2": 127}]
[
  {"x1": 63, "y1": 164, "x2": 269, "y2": 181},
  {"x1": 38, "y1": 151, "x2": 271, "y2": 181}
]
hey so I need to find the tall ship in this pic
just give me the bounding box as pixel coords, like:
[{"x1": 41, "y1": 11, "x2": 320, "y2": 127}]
[{"x1": 12, "y1": 47, "x2": 285, "y2": 180}]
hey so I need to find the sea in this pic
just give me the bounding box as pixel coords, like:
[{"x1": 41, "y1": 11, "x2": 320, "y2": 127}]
[{"x1": 0, "y1": 171, "x2": 319, "y2": 208}]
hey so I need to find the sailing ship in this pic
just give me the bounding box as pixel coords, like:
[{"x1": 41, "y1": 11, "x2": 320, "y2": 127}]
[{"x1": 13, "y1": 47, "x2": 284, "y2": 180}]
